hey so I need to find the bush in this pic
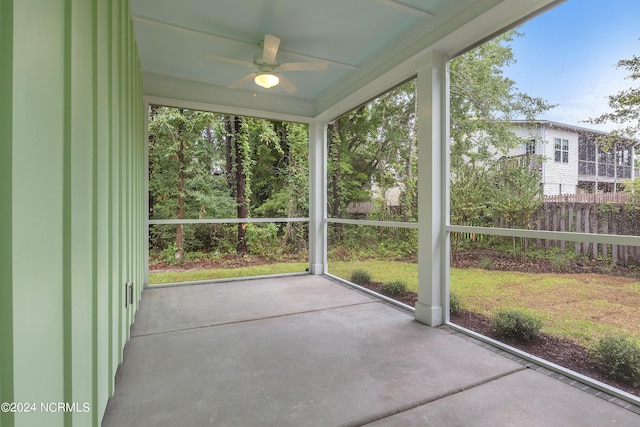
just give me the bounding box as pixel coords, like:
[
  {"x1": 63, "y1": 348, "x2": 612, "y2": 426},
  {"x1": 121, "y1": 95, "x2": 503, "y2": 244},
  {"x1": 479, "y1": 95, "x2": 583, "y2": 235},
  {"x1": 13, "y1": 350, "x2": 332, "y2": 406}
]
[
  {"x1": 492, "y1": 309, "x2": 543, "y2": 342},
  {"x1": 591, "y1": 335, "x2": 640, "y2": 387},
  {"x1": 380, "y1": 280, "x2": 408, "y2": 296},
  {"x1": 450, "y1": 292, "x2": 462, "y2": 313},
  {"x1": 477, "y1": 257, "x2": 494, "y2": 270},
  {"x1": 246, "y1": 223, "x2": 284, "y2": 260},
  {"x1": 550, "y1": 255, "x2": 570, "y2": 272},
  {"x1": 350, "y1": 270, "x2": 372, "y2": 286}
]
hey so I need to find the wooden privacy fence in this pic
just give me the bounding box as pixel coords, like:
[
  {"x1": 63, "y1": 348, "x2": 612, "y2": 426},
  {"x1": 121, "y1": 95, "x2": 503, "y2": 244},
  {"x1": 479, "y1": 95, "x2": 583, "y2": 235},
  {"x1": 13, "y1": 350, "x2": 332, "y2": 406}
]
[
  {"x1": 532, "y1": 201, "x2": 640, "y2": 265},
  {"x1": 544, "y1": 193, "x2": 629, "y2": 204}
]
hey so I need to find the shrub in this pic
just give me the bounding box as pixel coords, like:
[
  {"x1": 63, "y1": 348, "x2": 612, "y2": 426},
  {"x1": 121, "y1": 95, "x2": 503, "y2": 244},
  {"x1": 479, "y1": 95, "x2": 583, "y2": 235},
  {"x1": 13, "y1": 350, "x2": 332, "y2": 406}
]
[
  {"x1": 591, "y1": 335, "x2": 640, "y2": 387},
  {"x1": 246, "y1": 223, "x2": 283, "y2": 260},
  {"x1": 450, "y1": 292, "x2": 462, "y2": 314},
  {"x1": 380, "y1": 280, "x2": 408, "y2": 296},
  {"x1": 160, "y1": 243, "x2": 179, "y2": 265},
  {"x1": 331, "y1": 246, "x2": 351, "y2": 261},
  {"x1": 350, "y1": 270, "x2": 372, "y2": 286},
  {"x1": 492, "y1": 309, "x2": 543, "y2": 342},
  {"x1": 550, "y1": 255, "x2": 570, "y2": 272},
  {"x1": 477, "y1": 257, "x2": 494, "y2": 270}
]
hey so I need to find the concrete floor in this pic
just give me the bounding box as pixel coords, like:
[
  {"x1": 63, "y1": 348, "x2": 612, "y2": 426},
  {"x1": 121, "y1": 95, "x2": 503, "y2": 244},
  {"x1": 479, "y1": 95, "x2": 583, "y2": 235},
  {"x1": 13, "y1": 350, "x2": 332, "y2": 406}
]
[{"x1": 102, "y1": 275, "x2": 640, "y2": 426}]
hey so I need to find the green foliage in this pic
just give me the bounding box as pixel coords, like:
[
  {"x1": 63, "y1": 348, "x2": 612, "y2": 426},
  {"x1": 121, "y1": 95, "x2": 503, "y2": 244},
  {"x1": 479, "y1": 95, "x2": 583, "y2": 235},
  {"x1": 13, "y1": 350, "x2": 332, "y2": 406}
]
[
  {"x1": 448, "y1": 32, "x2": 551, "y2": 260},
  {"x1": 492, "y1": 309, "x2": 543, "y2": 342},
  {"x1": 380, "y1": 280, "x2": 408, "y2": 296},
  {"x1": 328, "y1": 225, "x2": 417, "y2": 261},
  {"x1": 350, "y1": 270, "x2": 372, "y2": 286},
  {"x1": 621, "y1": 177, "x2": 640, "y2": 204},
  {"x1": 245, "y1": 223, "x2": 284, "y2": 260},
  {"x1": 159, "y1": 243, "x2": 179, "y2": 265},
  {"x1": 327, "y1": 80, "x2": 417, "y2": 221},
  {"x1": 550, "y1": 254, "x2": 570, "y2": 272},
  {"x1": 591, "y1": 335, "x2": 640, "y2": 386},
  {"x1": 477, "y1": 257, "x2": 494, "y2": 270},
  {"x1": 449, "y1": 292, "x2": 462, "y2": 314},
  {"x1": 589, "y1": 53, "x2": 640, "y2": 140},
  {"x1": 148, "y1": 106, "x2": 310, "y2": 258}
]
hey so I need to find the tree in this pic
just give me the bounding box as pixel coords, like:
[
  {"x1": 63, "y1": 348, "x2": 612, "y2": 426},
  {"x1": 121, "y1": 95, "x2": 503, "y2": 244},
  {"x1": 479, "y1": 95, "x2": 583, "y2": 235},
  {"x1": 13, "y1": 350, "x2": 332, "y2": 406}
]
[
  {"x1": 148, "y1": 107, "x2": 231, "y2": 262},
  {"x1": 589, "y1": 52, "x2": 640, "y2": 196},
  {"x1": 222, "y1": 115, "x2": 254, "y2": 255},
  {"x1": 449, "y1": 31, "x2": 551, "y2": 235},
  {"x1": 590, "y1": 54, "x2": 640, "y2": 140},
  {"x1": 327, "y1": 81, "x2": 417, "y2": 223},
  {"x1": 149, "y1": 107, "x2": 312, "y2": 261}
]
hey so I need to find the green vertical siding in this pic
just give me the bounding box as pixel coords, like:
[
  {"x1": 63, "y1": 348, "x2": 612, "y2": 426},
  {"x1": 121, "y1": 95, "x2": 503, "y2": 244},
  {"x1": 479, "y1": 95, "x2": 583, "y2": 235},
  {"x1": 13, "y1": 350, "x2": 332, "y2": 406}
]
[
  {"x1": 13, "y1": 2, "x2": 66, "y2": 426},
  {"x1": 4, "y1": 0, "x2": 145, "y2": 426},
  {"x1": 0, "y1": 0, "x2": 14, "y2": 426},
  {"x1": 94, "y1": 0, "x2": 110, "y2": 422}
]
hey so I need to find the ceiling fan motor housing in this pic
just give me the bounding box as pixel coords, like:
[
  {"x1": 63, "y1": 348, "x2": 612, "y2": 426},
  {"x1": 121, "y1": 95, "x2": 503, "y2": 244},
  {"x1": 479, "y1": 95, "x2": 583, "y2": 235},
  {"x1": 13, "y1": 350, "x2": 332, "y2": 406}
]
[{"x1": 253, "y1": 53, "x2": 278, "y2": 68}]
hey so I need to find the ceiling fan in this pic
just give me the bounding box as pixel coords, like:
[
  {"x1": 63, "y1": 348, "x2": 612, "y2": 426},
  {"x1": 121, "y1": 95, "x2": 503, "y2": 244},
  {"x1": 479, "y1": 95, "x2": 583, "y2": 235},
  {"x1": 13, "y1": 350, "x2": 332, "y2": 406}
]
[{"x1": 208, "y1": 34, "x2": 328, "y2": 93}]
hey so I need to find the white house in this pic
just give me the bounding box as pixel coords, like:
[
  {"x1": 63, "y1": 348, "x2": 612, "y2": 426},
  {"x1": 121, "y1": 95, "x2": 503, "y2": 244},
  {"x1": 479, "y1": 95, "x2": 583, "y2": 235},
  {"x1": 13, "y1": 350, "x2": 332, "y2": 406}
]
[{"x1": 510, "y1": 121, "x2": 638, "y2": 195}]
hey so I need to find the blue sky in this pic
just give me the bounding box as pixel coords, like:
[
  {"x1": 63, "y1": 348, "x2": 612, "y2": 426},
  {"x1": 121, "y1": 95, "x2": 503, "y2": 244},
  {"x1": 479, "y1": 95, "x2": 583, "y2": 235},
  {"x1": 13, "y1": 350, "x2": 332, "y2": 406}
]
[{"x1": 505, "y1": 0, "x2": 640, "y2": 132}]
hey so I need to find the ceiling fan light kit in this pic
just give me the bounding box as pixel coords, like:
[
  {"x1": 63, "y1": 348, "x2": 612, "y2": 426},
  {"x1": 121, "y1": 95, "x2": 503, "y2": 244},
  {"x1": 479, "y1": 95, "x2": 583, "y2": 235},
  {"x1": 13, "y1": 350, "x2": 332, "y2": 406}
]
[{"x1": 254, "y1": 72, "x2": 279, "y2": 89}]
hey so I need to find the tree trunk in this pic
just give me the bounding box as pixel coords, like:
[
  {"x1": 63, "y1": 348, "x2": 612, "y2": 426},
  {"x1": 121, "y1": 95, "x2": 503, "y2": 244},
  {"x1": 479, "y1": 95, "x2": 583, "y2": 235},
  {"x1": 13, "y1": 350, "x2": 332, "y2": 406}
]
[
  {"x1": 233, "y1": 116, "x2": 248, "y2": 255},
  {"x1": 329, "y1": 121, "x2": 343, "y2": 241},
  {"x1": 175, "y1": 118, "x2": 186, "y2": 263},
  {"x1": 224, "y1": 116, "x2": 234, "y2": 184}
]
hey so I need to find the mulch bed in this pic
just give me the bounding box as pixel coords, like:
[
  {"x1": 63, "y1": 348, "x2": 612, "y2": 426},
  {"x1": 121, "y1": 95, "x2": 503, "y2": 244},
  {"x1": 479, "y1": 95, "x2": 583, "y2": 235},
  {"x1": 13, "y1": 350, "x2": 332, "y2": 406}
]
[
  {"x1": 451, "y1": 248, "x2": 640, "y2": 278},
  {"x1": 450, "y1": 308, "x2": 639, "y2": 397}
]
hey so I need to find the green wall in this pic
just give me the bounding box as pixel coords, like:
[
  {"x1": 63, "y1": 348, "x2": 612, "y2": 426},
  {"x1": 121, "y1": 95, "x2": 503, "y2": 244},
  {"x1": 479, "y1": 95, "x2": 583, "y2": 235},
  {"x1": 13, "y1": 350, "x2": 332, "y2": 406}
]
[
  {"x1": 0, "y1": 0, "x2": 15, "y2": 426},
  {"x1": 1, "y1": 1, "x2": 144, "y2": 426}
]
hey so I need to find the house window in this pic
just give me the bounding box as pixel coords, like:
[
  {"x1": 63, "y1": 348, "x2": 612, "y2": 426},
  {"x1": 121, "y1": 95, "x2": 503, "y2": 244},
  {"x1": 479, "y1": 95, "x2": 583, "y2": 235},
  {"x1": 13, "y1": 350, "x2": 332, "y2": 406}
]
[
  {"x1": 525, "y1": 140, "x2": 536, "y2": 155},
  {"x1": 554, "y1": 138, "x2": 569, "y2": 163}
]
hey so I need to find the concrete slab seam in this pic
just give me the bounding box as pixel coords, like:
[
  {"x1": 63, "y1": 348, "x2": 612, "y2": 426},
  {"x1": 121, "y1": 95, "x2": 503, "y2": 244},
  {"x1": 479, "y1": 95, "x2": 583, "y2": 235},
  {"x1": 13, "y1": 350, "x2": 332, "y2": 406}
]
[
  {"x1": 130, "y1": 300, "x2": 381, "y2": 339},
  {"x1": 350, "y1": 366, "x2": 527, "y2": 427}
]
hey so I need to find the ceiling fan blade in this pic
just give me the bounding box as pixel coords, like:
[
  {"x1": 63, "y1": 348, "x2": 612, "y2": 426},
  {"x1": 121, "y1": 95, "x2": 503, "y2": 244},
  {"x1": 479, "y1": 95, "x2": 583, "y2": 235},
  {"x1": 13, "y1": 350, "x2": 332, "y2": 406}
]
[
  {"x1": 229, "y1": 72, "x2": 257, "y2": 89},
  {"x1": 277, "y1": 74, "x2": 297, "y2": 93},
  {"x1": 206, "y1": 54, "x2": 254, "y2": 67},
  {"x1": 280, "y1": 61, "x2": 328, "y2": 72},
  {"x1": 262, "y1": 34, "x2": 280, "y2": 63}
]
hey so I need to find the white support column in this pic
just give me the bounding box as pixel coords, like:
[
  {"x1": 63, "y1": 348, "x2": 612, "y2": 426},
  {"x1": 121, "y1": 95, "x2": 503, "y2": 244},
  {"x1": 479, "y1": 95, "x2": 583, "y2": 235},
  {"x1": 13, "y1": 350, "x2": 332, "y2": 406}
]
[
  {"x1": 143, "y1": 101, "x2": 150, "y2": 286},
  {"x1": 309, "y1": 121, "x2": 327, "y2": 275},
  {"x1": 415, "y1": 51, "x2": 450, "y2": 326}
]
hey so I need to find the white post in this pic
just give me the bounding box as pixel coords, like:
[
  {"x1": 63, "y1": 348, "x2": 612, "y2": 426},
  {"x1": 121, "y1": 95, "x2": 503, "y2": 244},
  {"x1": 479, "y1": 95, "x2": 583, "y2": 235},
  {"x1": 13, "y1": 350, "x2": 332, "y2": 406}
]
[
  {"x1": 414, "y1": 52, "x2": 450, "y2": 326},
  {"x1": 144, "y1": 101, "x2": 150, "y2": 286},
  {"x1": 309, "y1": 121, "x2": 327, "y2": 275}
]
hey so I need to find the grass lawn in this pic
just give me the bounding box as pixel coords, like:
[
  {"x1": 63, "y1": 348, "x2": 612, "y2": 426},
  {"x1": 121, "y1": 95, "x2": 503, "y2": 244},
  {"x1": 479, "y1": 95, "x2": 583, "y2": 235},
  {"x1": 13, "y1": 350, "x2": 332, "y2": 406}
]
[
  {"x1": 149, "y1": 262, "x2": 309, "y2": 285},
  {"x1": 451, "y1": 268, "x2": 640, "y2": 347},
  {"x1": 149, "y1": 259, "x2": 640, "y2": 347},
  {"x1": 328, "y1": 260, "x2": 419, "y2": 291}
]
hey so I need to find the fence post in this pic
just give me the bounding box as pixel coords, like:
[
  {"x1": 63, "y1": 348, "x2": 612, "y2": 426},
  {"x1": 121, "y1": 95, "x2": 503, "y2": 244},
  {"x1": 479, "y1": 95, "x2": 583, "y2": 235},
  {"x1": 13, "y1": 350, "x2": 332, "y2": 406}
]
[
  {"x1": 575, "y1": 207, "x2": 582, "y2": 255},
  {"x1": 582, "y1": 206, "x2": 590, "y2": 256}
]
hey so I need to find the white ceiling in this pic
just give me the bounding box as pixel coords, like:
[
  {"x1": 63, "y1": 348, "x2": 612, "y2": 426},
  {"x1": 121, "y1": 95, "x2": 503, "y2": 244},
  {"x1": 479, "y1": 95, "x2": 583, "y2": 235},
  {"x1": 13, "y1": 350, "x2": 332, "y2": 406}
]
[{"x1": 131, "y1": 0, "x2": 561, "y2": 121}]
